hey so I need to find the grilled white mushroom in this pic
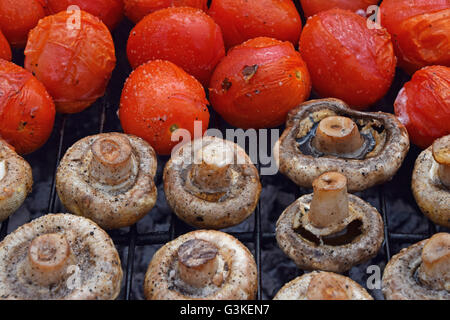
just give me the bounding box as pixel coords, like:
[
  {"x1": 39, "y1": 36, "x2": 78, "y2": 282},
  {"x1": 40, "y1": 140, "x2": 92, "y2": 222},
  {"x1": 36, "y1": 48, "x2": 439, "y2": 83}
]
[{"x1": 0, "y1": 214, "x2": 123, "y2": 299}]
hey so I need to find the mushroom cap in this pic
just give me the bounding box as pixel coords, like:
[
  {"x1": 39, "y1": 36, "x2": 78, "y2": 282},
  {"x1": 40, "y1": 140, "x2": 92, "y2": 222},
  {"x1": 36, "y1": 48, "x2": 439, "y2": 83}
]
[
  {"x1": 163, "y1": 136, "x2": 261, "y2": 229},
  {"x1": 0, "y1": 139, "x2": 33, "y2": 221},
  {"x1": 56, "y1": 132, "x2": 157, "y2": 229},
  {"x1": 144, "y1": 230, "x2": 257, "y2": 300},
  {"x1": 274, "y1": 98, "x2": 410, "y2": 192},
  {"x1": 382, "y1": 235, "x2": 450, "y2": 300},
  {"x1": 412, "y1": 143, "x2": 450, "y2": 228},
  {"x1": 0, "y1": 214, "x2": 123, "y2": 300},
  {"x1": 276, "y1": 193, "x2": 384, "y2": 273},
  {"x1": 273, "y1": 271, "x2": 373, "y2": 300}
]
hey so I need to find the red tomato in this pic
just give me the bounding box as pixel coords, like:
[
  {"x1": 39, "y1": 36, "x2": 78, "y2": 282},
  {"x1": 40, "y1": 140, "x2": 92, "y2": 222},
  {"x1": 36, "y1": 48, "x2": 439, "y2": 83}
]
[
  {"x1": 300, "y1": 0, "x2": 379, "y2": 17},
  {"x1": 119, "y1": 60, "x2": 210, "y2": 155},
  {"x1": 209, "y1": 37, "x2": 311, "y2": 129},
  {"x1": 124, "y1": 0, "x2": 208, "y2": 24},
  {"x1": 394, "y1": 66, "x2": 450, "y2": 149},
  {"x1": 380, "y1": 0, "x2": 450, "y2": 74},
  {"x1": 127, "y1": 7, "x2": 225, "y2": 86},
  {"x1": 0, "y1": 30, "x2": 11, "y2": 61},
  {"x1": 208, "y1": 0, "x2": 302, "y2": 49},
  {"x1": 0, "y1": 60, "x2": 55, "y2": 154},
  {"x1": 46, "y1": 0, "x2": 124, "y2": 30},
  {"x1": 299, "y1": 8, "x2": 396, "y2": 109},
  {"x1": 0, "y1": 0, "x2": 46, "y2": 47},
  {"x1": 24, "y1": 10, "x2": 116, "y2": 114}
]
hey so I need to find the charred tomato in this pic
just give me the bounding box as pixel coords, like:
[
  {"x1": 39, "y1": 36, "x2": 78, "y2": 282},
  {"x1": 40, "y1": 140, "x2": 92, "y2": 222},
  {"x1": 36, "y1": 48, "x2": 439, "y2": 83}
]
[
  {"x1": 300, "y1": 0, "x2": 379, "y2": 17},
  {"x1": 0, "y1": 31, "x2": 11, "y2": 61}
]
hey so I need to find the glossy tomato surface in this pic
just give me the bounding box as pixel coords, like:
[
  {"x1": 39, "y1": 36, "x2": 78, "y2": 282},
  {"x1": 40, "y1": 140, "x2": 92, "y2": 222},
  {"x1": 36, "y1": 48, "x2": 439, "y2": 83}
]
[
  {"x1": 300, "y1": 0, "x2": 378, "y2": 17},
  {"x1": 209, "y1": 37, "x2": 311, "y2": 129},
  {"x1": 119, "y1": 60, "x2": 210, "y2": 155},
  {"x1": 299, "y1": 8, "x2": 396, "y2": 109},
  {"x1": 380, "y1": 0, "x2": 450, "y2": 73},
  {"x1": 127, "y1": 7, "x2": 225, "y2": 86},
  {"x1": 0, "y1": 0, "x2": 46, "y2": 47},
  {"x1": 0, "y1": 60, "x2": 55, "y2": 154},
  {"x1": 394, "y1": 65, "x2": 450, "y2": 149},
  {"x1": 24, "y1": 10, "x2": 116, "y2": 114},
  {"x1": 0, "y1": 31, "x2": 11, "y2": 61},
  {"x1": 46, "y1": 0, "x2": 124, "y2": 30},
  {"x1": 208, "y1": 0, "x2": 302, "y2": 49},
  {"x1": 124, "y1": 0, "x2": 208, "y2": 23}
]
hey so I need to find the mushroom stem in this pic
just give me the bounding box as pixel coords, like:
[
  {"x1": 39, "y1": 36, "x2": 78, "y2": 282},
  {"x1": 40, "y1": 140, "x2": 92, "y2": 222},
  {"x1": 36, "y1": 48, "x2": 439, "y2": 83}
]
[
  {"x1": 432, "y1": 136, "x2": 450, "y2": 188},
  {"x1": 90, "y1": 135, "x2": 133, "y2": 185},
  {"x1": 306, "y1": 273, "x2": 350, "y2": 300},
  {"x1": 191, "y1": 142, "x2": 234, "y2": 191},
  {"x1": 312, "y1": 116, "x2": 364, "y2": 155},
  {"x1": 309, "y1": 172, "x2": 349, "y2": 228},
  {"x1": 27, "y1": 233, "x2": 74, "y2": 286},
  {"x1": 418, "y1": 233, "x2": 450, "y2": 291},
  {"x1": 177, "y1": 239, "x2": 219, "y2": 288}
]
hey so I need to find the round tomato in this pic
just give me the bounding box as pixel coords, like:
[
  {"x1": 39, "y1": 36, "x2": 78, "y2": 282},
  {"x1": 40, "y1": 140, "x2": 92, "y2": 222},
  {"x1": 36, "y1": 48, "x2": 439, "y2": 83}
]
[
  {"x1": 299, "y1": 8, "x2": 396, "y2": 109},
  {"x1": 0, "y1": 0, "x2": 46, "y2": 47},
  {"x1": 300, "y1": 0, "x2": 379, "y2": 17},
  {"x1": 46, "y1": 0, "x2": 124, "y2": 30},
  {"x1": 209, "y1": 37, "x2": 311, "y2": 129},
  {"x1": 394, "y1": 66, "x2": 450, "y2": 149},
  {"x1": 0, "y1": 60, "x2": 55, "y2": 154},
  {"x1": 127, "y1": 7, "x2": 225, "y2": 86},
  {"x1": 119, "y1": 60, "x2": 210, "y2": 155},
  {"x1": 0, "y1": 30, "x2": 11, "y2": 61},
  {"x1": 208, "y1": 0, "x2": 302, "y2": 49},
  {"x1": 380, "y1": 0, "x2": 450, "y2": 74},
  {"x1": 124, "y1": 0, "x2": 208, "y2": 24},
  {"x1": 24, "y1": 10, "x2": 116, "y2": 114}
]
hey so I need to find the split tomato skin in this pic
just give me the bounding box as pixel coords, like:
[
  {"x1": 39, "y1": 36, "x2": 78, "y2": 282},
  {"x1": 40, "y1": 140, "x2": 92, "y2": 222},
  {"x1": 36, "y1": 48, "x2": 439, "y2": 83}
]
[
  {"x1": 0, "y1": 31, "x2": 11, "y2": 61},
  {"x1": 124, "y1": 0, "x2": 208, "y2": 24},
  {"x1": 0, "y1": 0, "x2": 46, "y2": 47},
  {"x1": 299, "y1": 8, "x2": 396, "y2": 109},
  {"x1": 24, "y1": 10, "x2": 116, "y2": 114},
  {"x1": 209, "y1": 37, "x2": 311, "y2": 129},
  {"x1": 394, "y1": 65, "x2": 450, "y2": 149},
  {"x1": 208, "y1": 0, "x2": 302, "y2": 49},
  {"x1": 380, "y1": 0, "x2": 450, "y2": 74},
  {"x1": 0, "y1": 60, "x2": 55, "y2": 155},
  {"x1": 119, "y1": 60, "x2": 210, "y2": 156},
  {"x1": 300, "y1": 0, "x2": 379, "y2": 17},
  {"x1": 126, "y1": 7, "x2": 225, "y2": 87},
  {"x1": 45, "y1": 0, "x2": 124, "y2": 30}
]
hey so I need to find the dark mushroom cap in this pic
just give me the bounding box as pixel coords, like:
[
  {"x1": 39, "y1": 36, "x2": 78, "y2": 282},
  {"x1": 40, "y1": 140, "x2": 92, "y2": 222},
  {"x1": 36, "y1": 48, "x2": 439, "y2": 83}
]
[
  {"x1": 0, "y1": 214, "x2": 123, "y2": 300},
  {"x1": 276, "y1": 193, "x2": 384, "y2": 273},
  {"x1": 56, "y1": 132, "x2": 157, "y2": 229},
  {"x1": 274, "y1": 98, "x2": 409, "y2": 192},
  {"x1": 163, "y1": 136, "x2": 261, "y2": 229},
  {"x1": 144, "y1": 230, "x2": 257, "y2": 300}
]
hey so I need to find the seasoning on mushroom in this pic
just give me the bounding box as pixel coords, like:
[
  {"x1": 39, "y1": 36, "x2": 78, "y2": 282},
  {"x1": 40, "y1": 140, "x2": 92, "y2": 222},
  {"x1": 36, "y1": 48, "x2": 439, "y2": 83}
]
[
  {"x1": 144, "y1": 230, "x2": 257, "y2": 300},
  {"x1": 412, "y1": 135, "x2": 450, "y2": 228},
  {"x1": 164, "y1": 136, "x2": 261, "y2": 229},
  {"x1": 382, "y1": 233, "x2": 450, "y2": 300},
  {"x1": 274, "y1": 271, "x2": 373, "y2": 300},
  {"x1": 0, "y1": 139, "x2": 32, "y2": 221},
  {"x1": 274, "y1": 98, "x2": 410, "y2": 192},
  {"x1": 56, "y1": 132, "x2": 157, "y2": 229},
  {"x1": 276, "y1": 171, "x2": 384, "y2": 273},
  {"x1": 0, "y1": 214, "x2": 123, "y2": 299}
]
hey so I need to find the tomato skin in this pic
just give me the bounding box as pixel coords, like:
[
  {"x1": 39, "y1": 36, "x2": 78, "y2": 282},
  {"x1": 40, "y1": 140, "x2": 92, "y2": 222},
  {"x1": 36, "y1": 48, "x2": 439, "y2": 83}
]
[
  {"x1": 0, "y1": 30, "x2": 11, "y2": 61},
  {"x1": 299, "y1": 8, "x2": 396, "y2": 109},
  {"x1": 394, "y1": 66, "x2": 450, "y2": 149},
  {"x1": 208, "y1": 0, "x2": 302, "y2": 49},
  {"x1": 380, "y1": 0, "x2": 450, "y2": 74},
  {"x1": 119, "y1": 60, "x2": 210, "y2": 155},
  {"x1": 0, "y1": 0, "x2": 46, "y2": 48},
  {"x1": 46, "y1": 0, "x2": 124, "y2": 30},
  {"x1": 127, "y1": 7, "x2": 225, "y2": 87},
  {"x1": 24, "y1": 10, "x2": 116, "y2": 114},
  {"x1": 209, "y1": 37, "x2": 311, "y2": 129},
  {"x1": 300, "y1": 0, "x2": 378, "y2": 17},
  {"x1": 0, "y1": 60, "x2": 55, "y2": 155},
  {"x1": 124, "y1": 0, "x2": 208, "y2": 24}
]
